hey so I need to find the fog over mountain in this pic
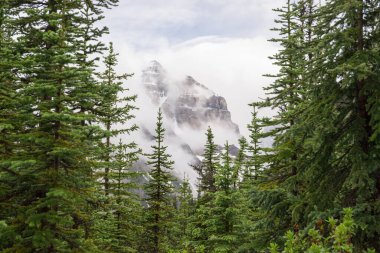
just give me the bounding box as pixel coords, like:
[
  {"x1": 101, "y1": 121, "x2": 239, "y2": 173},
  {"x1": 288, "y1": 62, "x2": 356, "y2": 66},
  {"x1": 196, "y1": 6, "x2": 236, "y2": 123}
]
[{"x1": 131, "y1": 60, "x2": 241, "y2": 190}]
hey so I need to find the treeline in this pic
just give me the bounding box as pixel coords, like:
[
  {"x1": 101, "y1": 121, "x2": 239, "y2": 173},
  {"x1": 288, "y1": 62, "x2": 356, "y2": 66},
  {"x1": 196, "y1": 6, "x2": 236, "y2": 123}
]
[{"x1": 0, "y1": 0, "x2": 379, "y2": 253}]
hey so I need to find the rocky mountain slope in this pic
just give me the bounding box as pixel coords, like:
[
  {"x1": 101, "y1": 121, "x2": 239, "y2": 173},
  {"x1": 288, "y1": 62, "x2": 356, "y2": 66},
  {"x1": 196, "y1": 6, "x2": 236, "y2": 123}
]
[
  {"x1": 143, "y1": 60, "x2": 239, "y2": 135},
  {"x1": 138, "y1": 60, "x2": 240, "y2": 190}
]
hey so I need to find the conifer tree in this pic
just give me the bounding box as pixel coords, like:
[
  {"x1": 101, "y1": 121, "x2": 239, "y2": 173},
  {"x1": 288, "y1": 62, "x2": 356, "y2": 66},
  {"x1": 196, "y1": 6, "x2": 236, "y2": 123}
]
[
  {"x1": 255, "y1": 0, "x2": 380, "y2": 251},
  {"x1": 92, "y1": 42, "x2": 141, "y2": 252},
  {"x1": 172, "y1": 176, "x2": 194, "y2": 251},
  {"x1": 247, "y1": 0, "x2": 315, "y2": 249},
  {"x1": 192, "y1": 142, "x2": 254, "y2": 252},
  {"x1": 247, "y1": 102, "x2": 266, "y2": 181},
  {"x1": 209, "y1": 142, "x2": 236, "y2": 252},
  {"x1": 196, "y1": 126, "x2": 219, "y2": 195},
  {"x1": 188, "y1": 127, "x2": 220, "y2": 251},
  {"x1": 295, "y1": 0, "x2": 380, "y2": 250},
  {"x1": 144, "y1": 109, "x2": 175, "y2": 253},
  {"x1": 0, "y1": 1, "x2": 119, "y2": 251},
  {"x1": 74, "y1": 2, "x2": 109, "y2": 127},
  {"x1": 73, "y1": 3, "x2": 119, "y2": 241},
  {"x1": 0, "y1": 1, "x2": 19, "y2": 244},
  {"x1": 232, "y1": 137, "x2": 248, "y2": 189},
  {"x1": 97, "y1": 42, "x2": 137, "y2": 196},
  {"x1": 94, "y1": 140, "x2": 142, "y2": 253}
]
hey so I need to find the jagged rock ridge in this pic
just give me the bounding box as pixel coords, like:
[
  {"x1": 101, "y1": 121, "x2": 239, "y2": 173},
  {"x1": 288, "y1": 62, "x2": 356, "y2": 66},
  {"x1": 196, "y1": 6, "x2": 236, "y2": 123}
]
[
  {"x1": 139, "y1": 61, "x2": 240, "y2": 191},
  {"x1": 142, "y1": 61, "x2": 239, "y2": 135}
]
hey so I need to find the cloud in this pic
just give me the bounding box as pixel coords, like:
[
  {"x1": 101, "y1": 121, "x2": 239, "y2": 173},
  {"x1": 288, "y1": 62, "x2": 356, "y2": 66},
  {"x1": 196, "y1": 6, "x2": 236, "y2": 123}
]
[
  {"x1": 100, "y1": 0, "x2": 284, "y2": 47},
  {"x1": 110, "y1": 36, "x2": 279, "y2": 138},
  {"x1": 98, "y1": 0, "x2": 284, "y2": 137},
  {"x1": 98, "y1": 1, "x2": 283, "y2": 189}
]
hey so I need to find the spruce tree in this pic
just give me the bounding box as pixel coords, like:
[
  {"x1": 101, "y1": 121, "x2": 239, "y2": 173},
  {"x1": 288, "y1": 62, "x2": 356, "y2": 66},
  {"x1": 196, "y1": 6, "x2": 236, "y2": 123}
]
[
  {"x1": 295, "y1": 0, "x2": 380, "y2": 250},
  {"x1": 246, "y1": 102, "x2": 266, "y2": 181},
  {"x1": 232, "y1": 137, "x2": 248, "y2": 189},
  {"x1": 72, "y1": 2, "x2": 118, "y2": 241},
  {"x1": 255, "y1": 0, "x2": 380, "y2": 251},
  {"x1": 208, "y1": 142, "x2": 236, "y2": 252},
  {"x1": 144, "y1": 109, "x2": 175, "y2": 253},
  {"x1": 247, "y1": 0, "x2": 315, "y2": 249},
  {"x1": 196, "y1": 126, "x2": 219, "y2": 195},
  {"x1": 188, "y1": 127, "x2": 221, "y2": 251},
  {"x1": 94, "y1": 140, "x2": 142, "y2": 253},
  {"x1": 96, "y1": 42, "x2": 137, "y2": 195},
  {"x1": 0, "y1": 1, "x2": 119, "y2": 251},
  {"x1": 172, "y1": 176, "x2": 194, "y2": 251},
  {"x1": 192, "y1": 142, "x2": 254, "y2": 252},
  {"x1": 93, "y1": 43, "x2": 141, "y2": 252},
  {"x1": 0, "y1": 1, "x2": 19, "y2": 246}
]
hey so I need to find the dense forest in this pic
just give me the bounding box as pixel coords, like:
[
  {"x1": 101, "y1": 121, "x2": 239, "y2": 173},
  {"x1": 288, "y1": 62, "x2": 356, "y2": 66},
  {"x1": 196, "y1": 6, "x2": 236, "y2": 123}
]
[{"x1": 0, "y1": 0, "x2": 379, "y2": 252}]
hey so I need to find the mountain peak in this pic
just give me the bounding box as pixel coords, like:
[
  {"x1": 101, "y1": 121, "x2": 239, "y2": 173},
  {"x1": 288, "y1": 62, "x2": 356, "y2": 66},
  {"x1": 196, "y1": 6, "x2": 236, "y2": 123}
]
[
  {"x1": 149, "y1": 60, "x2": 162, "y2": 68},
  {"x1": 141, "y1": 61, "x2": 239, "y2": 134},
  {"x1": 143, "y1": 60, "x2": 165, "y2": 75}
]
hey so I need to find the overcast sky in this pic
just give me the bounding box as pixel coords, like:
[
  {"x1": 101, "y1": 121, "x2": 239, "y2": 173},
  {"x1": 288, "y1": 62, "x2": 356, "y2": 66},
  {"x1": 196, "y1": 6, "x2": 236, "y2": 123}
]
[{"x1": 100, "y1": 0, "x2": 283, "y2": 137}]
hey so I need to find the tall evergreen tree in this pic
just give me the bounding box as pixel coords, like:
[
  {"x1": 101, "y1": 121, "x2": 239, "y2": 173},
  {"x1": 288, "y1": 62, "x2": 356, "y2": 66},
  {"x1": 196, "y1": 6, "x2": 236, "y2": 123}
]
[
  {"x1": 248, "y1": 0, "x2": 316, "y2": 249},
  {"x1": 207, "y1": 142, "x2": 236, "y2": 252},
  {"x1": 171, "y1": 176, "x2": 194, "y2": 251},
  {"x1": 296, "y1": 0, "x2": 380, "y2": 250},
  {"x1": 0, "y1": 1, "x2": 119, "y2": 251},
  {"x1": 97, "y1": 42, "x2": 137, "y2": 195},
  {"x1": 93, "y1": 43, "x2": 141, "y2": 252},
  {"x1": 94, "y1": 140, "x2": 142, "y2": 253},
  {"x1": 144, "y1": 109, "x2": 175, "y2": 253},
  {"x1": 255, "y1": 0, "x2": 380, "y2": 251},
  {"x1": 232, "y1": 137, "x2": 248, "y2": 189},
  {"x1": 0, "y1": 1, "x2": 20, "y2": 246},
  {"x1": 188, "y1": 127, "x2": 220, "y2": 251},
  {"x1": 72, "y1": 2, "x2": 118, "y2": 241},
  {"x1": 246, "y1": 102, "x2": 266, "y2": 181},
  {"x1": 191, "y1": 142, "x2": 254, "y2": 252},
  {"x1": 195, "y1": 126, "x2": 219, "y2": 195}
]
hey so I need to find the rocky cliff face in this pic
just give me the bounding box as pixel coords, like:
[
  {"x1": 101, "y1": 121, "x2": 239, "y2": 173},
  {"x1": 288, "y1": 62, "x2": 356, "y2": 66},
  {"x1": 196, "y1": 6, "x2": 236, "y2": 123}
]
[
  {"x1": 142, "y1": 60, "x2": 168, "y2": 105},
  {"x1": 139, "y1": 61, "x2": 240, "y2": 191},
  {"x1": 142, "y1": 61, "x2": 239, "y2": 135}
]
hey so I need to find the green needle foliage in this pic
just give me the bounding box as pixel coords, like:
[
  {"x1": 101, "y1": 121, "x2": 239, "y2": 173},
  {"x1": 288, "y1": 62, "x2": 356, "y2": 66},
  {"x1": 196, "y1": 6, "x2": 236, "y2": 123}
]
[
  {"x1": 250, "y1": 0, "x2": 380, "y2": 251},
  {"x1": 269, "y1": 209, "x2": 375, "y2": 253},
  {"x1": 171, "y1": 176, "x2": 195, "y2": 252},
  {"x1": 144, "y1": 109, "x2": 176, "y2": 253},
  {"x1": 0, "y1": 1, "x2": 119, "y2": 251},
  {"x1": 94, "y1": 140, "x2": 143, "y2": 253},
  {"x1": 188, "y1": 127, "x2": 219, "y2": 252},
  {"x1": 93, "y1": 43, "x2": 141, "y2": 253},
  {"x1": 1, "y1": 0, "x2": 379, "y2": 252},
  {"x1": 233, "y1": 137, "x2": 248, "y2": 189},
  {"x1": 96, "y1": 42, "x2": 137, "y2": 196},
  {"x1": 196, "y1": 126, "x2": 219, "y2": 196}
]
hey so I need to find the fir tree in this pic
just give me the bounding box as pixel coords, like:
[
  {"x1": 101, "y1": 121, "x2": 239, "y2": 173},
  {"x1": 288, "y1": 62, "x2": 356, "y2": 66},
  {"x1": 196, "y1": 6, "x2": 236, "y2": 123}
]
[
  {"x1": 92, "y1": 42, "x2": 141, "y2": 252},
  {"x1": 73, "y1": 2, "x2": 118, "y2": 241},
  {"x1": 144, "y1": 109, "x2": 175, "y2": 253},
  {"x1": 172, "y1": 176, "x2": 194, "y2": 251},
  {"x1": 192, "y1": 142, "x2": 254, "y2": 252},
  {"x1": 207, "y1": 142, "x2": 236, "y2": 252},
  {"x1": 246, "y1": 102, "x2": 266, "y2": 181},
  {"x1": 247, "y1": 0, "x2": 315, "y2": 249},
  {"x1": 0, "y1": 1, "x2": 19, "y2": 246},
  {"x1": 188, "y1": 127, "x2": 220, "y2": 251},
  {"x1": 196, "y1": 126, "x2": 219, "y2": 195},
  {"x1": 96, "y1": 42, "x2": 137, "y2": 196},
  {"x1": 232, "y1": 137, "x2": 248, "y2": 189},
  {"x1": 0, "y1": 1, "x2": 119, "y2": 251},
  {"x1": 295, "y1": 0, "x2": 380, "y2": 250},
  {"x1": 94, "y1": 140, "x2": 142, "y2": 253}
]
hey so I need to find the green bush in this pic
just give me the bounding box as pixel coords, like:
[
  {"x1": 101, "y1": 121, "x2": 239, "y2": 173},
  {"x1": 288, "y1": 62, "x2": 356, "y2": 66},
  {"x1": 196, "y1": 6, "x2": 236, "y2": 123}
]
[{"x1": 269, "y1": 209, "x2": 375, "y2": 253}]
